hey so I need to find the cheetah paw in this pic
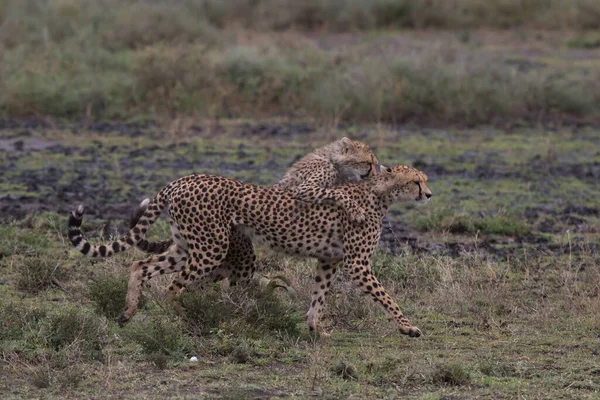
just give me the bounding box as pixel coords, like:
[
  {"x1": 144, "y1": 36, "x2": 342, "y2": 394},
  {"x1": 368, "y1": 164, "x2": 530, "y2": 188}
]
[
  {"x1": 117, "y1": 313, "x2": 130, "y2": 327},
  {"x1": 402, "y1": 326, "x2": 422, "y2": 338}
]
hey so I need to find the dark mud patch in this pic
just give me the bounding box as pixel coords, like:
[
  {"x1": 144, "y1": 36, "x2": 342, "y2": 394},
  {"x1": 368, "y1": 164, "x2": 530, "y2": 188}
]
[
  {"x1": 0, "y1": 137, "x2": 62, "y2": 151},
  {"x1": 235, "y1": 122, "x2": 315, "y2": 137},
  {"x1": 380, "y1": 220, "x2": 598, "y2": 259}
]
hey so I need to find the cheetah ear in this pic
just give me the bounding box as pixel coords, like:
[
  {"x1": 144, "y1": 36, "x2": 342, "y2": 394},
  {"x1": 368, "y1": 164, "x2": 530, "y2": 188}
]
[
  {"x1": 341, "y1": 137, "x2": 356, "y2": 153},
  {"x1": 373, "y1": 165, "x2": 395, "y2": 194},
  {"x1": 380, "y1": 165, "x2": 393, "y2": 176}
]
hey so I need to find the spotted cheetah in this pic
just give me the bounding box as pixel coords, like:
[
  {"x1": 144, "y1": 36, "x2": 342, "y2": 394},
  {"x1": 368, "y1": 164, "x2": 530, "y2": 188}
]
[
  {"x1": 69, "y1": 165, "x2": 432, "y2": 337},
  {"x1": 132, "y1": 137, "x2": 379, "y2": 285}
]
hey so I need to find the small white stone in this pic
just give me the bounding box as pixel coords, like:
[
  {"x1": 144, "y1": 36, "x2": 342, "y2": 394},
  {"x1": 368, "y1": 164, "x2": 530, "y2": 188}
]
[{"x1": 189, "y1": 356, "x2": 198, "y2": 362}]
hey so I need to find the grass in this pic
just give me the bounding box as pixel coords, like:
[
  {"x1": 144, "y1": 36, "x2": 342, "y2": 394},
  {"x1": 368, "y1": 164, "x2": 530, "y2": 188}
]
[
  {"x1": 416, "y1": 208, "x2": 530, "y2": 236},
  {"x1": 1, "y1": 1, "x2": 600, "y2": 125},
  {"x1": 2, "y1": 123, "x2": 600, "y2": 398},
  {"x1": 1, "y1": 214, "x2": 600, "y2": 397}
]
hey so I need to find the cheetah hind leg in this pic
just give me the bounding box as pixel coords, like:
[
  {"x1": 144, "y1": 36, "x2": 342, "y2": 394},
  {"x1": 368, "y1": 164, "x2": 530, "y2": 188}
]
[
  {"x1": 306, "y1": 260, "x2": 340, "y2": 338},
  {"x1": 221, "y1": 226, "x2": 257, "y2": 287},
  {"x1": 119, "y1": 243, "x2": 186, "y2": 326},
  {"x1": 164, "y1": 262, "x2": 231, "y2": 313}
]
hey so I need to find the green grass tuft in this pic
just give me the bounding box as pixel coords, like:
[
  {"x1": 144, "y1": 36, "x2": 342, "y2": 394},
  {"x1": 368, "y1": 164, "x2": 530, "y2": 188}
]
[
  {"x1": 42, "y1": 308, "x2": 107, "y2": 361},
  {"x1": 124, "y1": 315, "x2": 193, "y2": 357},
  {"x1": 86, "y1": 275, "x2": 129, "y2": 319},
  {"x1": 179, "y1": 282, "x2": 302, "y2": 339},
  {"x1": 332, "y1": 360, "x2": 358, "y2": 380},
  {"x1": 16, "y1": 256, "x2": 65, "y2": 294},
  {"x1": 431, "y1": 362, "x2": 471, "y2": 386}
]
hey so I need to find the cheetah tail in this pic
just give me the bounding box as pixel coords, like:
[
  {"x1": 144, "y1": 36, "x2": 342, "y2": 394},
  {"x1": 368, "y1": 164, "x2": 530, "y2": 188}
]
[
  {"x1": 68, "y1": 195, "x2": 166, "y2": 258},
  {"x1": 128, "y1": 199, "x2": 173, "y2": 254}
]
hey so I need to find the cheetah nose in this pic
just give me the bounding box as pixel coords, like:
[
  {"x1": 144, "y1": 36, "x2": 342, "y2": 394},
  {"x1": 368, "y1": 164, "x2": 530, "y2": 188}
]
[{"x1": 425, "y1": 192, "x2": 432, "y2": 199}]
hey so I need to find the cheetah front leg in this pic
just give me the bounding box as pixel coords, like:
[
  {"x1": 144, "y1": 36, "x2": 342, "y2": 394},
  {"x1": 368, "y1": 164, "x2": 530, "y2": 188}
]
[
  {"x1": 120, "y1": 243, "x2": 186, "y2": 326},
  {"x1": 307, "y1": 260, "x2": 341, "y2": 335},
  {"x1": 343, "y1": 252, "x2": 422, "y2": 338}
]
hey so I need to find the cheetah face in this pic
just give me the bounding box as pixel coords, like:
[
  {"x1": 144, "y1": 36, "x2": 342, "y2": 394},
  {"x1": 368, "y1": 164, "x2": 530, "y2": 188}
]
[
  {"x1": 337, "y1": 137, "x2": 380, "y2": 182},
  {"x1": 379, "y1": 165, "x2": 432, "y2": 204}
]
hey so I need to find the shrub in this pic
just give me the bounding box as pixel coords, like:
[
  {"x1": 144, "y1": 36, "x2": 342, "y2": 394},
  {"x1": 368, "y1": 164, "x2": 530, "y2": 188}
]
[
  {"x1": 479, "y1": 357, "x2": 517, "y2": 377},
  {"x1": 16, "y1": 257, "x2": 66, "y2": 294},
  {"x1": 179, "y1": 282, "x2": 302, "y2": 338},
  {"x1": 86, "y1": 275, "x2": 129, "y2": 319},
  {"x1": 0, "y1": 302, "x2": 48, "y2": 342},
  {"x1": 1, "y1": 0, "x2": 599, "y2": 123},
  {"x1": 101, "y1": 1, "x2": 219, "y2": 51},
  {"x1": 2, "y1": 48, "x2": 134, "y2": 119},
  {"x1": 371, "y1": 249, "x2": 406, "y2": 282},
  {"x1": 221, "y1": 46, "x2": 309, "y2": 113},
  {"x1": 133, "y1": 45, "x2": 217, "y2": 114},
  {"x1": 124, "y1": 316, "x2": 193, "y2": 357},
  {"x1": 42, "y1": 308, "x2": 107, "y2": 361}
]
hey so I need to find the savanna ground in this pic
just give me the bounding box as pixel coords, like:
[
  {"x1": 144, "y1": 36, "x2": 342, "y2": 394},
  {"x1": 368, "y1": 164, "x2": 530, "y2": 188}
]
[{"x1": 2, "y1": 1, "x2": 600, "y2": 399}]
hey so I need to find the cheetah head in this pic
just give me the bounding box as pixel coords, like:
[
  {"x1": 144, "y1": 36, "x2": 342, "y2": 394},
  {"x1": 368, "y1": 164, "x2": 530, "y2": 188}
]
[
  {"x1": 336, "y1": 137, "x2": 380, "y2": 182},
  {"x1": 378, "y1": 165, "x2": 432, "y2": 204}
]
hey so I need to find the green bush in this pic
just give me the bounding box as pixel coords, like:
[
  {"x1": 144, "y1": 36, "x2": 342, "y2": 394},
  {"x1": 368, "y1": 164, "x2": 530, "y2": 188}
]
[
  {"x1": 2, "y1": 48, "x2": 134, "y2": 119},
  {"x1": 332, "y1": 360, "x2": 358, "y2": 380},
  {"x1": 0, "y1": 302, "x2": 48, "y2": 342},
  {"x1": 221, "y1": 46, "x2": 309, "y2": 111},
  {"x1": 16, "y1": 257, "x2": 66, "y2": 294},
  {"x1": 479, "y1": 357, "x2": 517, "y2": 377},
  {"x1": 179, "y1": 282, "x2": 302, "y2": 338},
  {"x1": 124, "y1": 315, "x2": 193, "y2": 357},
  {"x1": 102, "y1": 2, "x2": 219, "y2": 51},
  {"x1": 86, "y1": 275, "x2": 129, "y2": 319},
  {"x1": 42, "y1": 308, "x2": 107, "y2": 361},
  {"x1": 0, "y1": 224, "x2": 50, "y2": 257}
]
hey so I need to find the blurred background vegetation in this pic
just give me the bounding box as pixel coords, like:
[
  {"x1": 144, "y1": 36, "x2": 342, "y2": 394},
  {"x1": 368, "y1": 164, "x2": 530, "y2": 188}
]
[{"x1": 1, "y1": 0, "x2": 600, "y2": 125}]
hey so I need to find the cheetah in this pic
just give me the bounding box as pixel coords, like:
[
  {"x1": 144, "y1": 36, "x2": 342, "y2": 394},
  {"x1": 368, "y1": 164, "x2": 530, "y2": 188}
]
[
  {"x1": 131, "y1": 137, "x2": 379, "y2": 285},
  {"x1": 68, "y1": 165, "x2": 432, "y2": 337}
]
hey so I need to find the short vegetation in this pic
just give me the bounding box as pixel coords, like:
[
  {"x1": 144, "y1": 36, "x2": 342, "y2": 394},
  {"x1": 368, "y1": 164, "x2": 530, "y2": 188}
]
[{"x1": 1, "y1": 0, "x2": 600, "y2": 125}]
